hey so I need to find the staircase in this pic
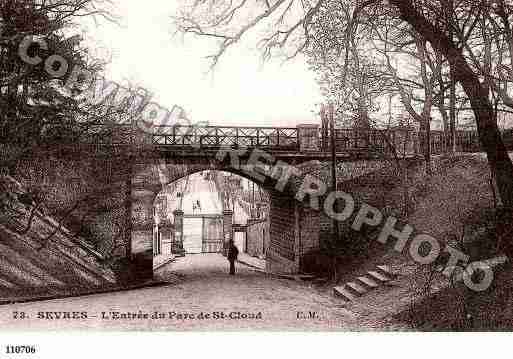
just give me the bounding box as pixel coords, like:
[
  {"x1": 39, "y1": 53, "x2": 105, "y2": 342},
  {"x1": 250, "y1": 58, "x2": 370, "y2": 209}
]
[{"x1": 333, "y1": 265, "x2": 396, "y2": 302}]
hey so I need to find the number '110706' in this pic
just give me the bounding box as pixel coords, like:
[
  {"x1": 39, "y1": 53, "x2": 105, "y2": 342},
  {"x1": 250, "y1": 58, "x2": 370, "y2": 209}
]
[{"x1": 5, "y1": 345, "x2": 36, "y2": 354}]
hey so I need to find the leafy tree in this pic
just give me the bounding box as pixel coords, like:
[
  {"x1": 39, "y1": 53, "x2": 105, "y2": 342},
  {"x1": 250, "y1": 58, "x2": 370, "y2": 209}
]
[{"x1": 0, "y1": 0, "x2": 118, "y2": 168}]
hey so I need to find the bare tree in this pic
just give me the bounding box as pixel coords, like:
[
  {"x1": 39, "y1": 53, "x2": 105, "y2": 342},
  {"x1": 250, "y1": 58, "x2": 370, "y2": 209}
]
[
  {"x1": 306, "y1": 0, "x2": 393, "y2": 128},
  {"x1": 385, "y1": 0, "x2": 513, "y2": 213},
  {"x1": 174, "y1": 0, "x2": 513, "y2": 216},
  {"x1": 370, "y1": 18, "x2": 439, "y2": 172}
]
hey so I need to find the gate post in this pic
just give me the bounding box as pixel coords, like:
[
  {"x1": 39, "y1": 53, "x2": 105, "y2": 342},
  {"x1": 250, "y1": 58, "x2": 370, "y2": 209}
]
[
  {"x1": 173, "y1": 210, "x2": 185, "y2": 256},
  {"x1": 159, "y1": 219, "x2": 175, "y2": 256},
  {"x1": 222, "y1": 209, "x2": 233, "y2": 256}
]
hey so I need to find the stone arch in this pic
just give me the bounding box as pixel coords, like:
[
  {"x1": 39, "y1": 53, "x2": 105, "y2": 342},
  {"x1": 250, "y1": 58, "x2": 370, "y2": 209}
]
[{"x1": 128, "y1": 155, "x2": 324, "y2": 280}]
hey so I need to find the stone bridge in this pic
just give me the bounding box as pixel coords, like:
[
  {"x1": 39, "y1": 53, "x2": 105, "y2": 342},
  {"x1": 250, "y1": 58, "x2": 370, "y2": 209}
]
[
  {"x1": 111, "y1": 122, "x2": 475, "y2": 281},
  {"x1": 13, "y1": 118, "x2": 482, "y2": 284}
]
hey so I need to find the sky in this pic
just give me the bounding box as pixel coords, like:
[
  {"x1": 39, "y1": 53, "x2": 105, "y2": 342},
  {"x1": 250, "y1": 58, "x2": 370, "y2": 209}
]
[{"x1": 79, "y1": 1, "x2": 323, "y2": 127}]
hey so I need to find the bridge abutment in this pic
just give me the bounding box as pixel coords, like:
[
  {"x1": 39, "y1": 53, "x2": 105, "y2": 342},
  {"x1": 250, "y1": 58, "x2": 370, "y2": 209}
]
[
  {"x1": 128, "y1": 163, "x2": 161, "y2": 282},
  {"x1": 130, "y1": 185, "x2": 158, "y2": 281},
  {"x1": 266, "y1": 190, "x2": 321, "y2": 274}
]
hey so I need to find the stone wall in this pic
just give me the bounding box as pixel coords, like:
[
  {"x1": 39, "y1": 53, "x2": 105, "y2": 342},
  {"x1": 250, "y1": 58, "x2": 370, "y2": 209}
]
[
  {"x1": 11, "y1": 146, "x2": 136, "y2": 281},
  {"x1": 246, "y1": 218, "x2": 269, "y2": 258},
  {"x1": 299, "y1": 207, "x2": 321, "y2": 256},
  {"x1": 268, "y1": 190, "x2": 296, "y2": 261}
]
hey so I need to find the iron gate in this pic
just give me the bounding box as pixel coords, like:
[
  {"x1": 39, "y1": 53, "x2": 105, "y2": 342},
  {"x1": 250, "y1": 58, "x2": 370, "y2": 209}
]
[
  {"x1": 202, "y1": 215, "x2": 224, "y2": 253},
  {"x1": 182, "y1": 214, "x2": 224, "y2": 253}
]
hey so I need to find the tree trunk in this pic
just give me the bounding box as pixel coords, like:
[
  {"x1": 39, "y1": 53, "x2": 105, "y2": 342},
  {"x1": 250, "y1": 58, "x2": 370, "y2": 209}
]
[
  {"x1": 449, "y1": 67, "x2": 457, "y2": 152},
  {"x1": 420, "y1": 119, "x2": 432, "y2": 175},
  {"x1": 391, "y1": 0, "x2": 513, "y2": 209},
  {"x1": 437, "y1": 55, "x2": 449, "y2": 140},
  {"x1": 446, "y1": 0, "x2": 457, "y2": 153}
]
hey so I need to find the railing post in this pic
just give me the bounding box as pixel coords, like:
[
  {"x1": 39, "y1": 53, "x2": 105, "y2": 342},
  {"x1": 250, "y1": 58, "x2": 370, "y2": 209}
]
[
  {"x1": 297, "y1": 129, "x2": 300, "y2": 152},
  {"x1": 297, "y1": 124, "x2": 320, "y2": 152}
]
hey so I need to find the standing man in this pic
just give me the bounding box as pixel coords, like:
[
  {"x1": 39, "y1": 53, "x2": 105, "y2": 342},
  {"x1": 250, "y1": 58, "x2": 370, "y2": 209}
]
[{"x1": 227, "y1": 242, "x2": 239, "y2": 275}]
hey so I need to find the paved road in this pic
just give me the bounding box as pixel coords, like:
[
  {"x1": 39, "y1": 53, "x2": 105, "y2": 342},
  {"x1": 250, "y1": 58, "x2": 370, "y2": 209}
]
[{"x1": 0, "y1": 254, "x2": 370, "y2": 331}]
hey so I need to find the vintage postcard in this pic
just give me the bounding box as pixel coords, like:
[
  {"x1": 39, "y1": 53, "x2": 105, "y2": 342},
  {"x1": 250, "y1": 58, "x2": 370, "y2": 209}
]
[{"x1": 1, "y1": 0, "x2": 513, "y2": 352}]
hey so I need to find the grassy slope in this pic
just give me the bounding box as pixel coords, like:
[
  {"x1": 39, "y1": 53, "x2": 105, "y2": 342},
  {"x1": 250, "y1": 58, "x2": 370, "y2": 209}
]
[{"x1": 319, "y1": 154, "x2": 513, "y2": 330}]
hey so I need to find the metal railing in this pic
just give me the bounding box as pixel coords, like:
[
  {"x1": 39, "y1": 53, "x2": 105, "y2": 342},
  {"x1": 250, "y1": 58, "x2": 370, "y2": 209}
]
[
  {"x1": 71, "y1": 122, "x2": 506, "y2": 155},
  {"x1": 151, "y1": 125, "x2": 300, "y2": 151}
]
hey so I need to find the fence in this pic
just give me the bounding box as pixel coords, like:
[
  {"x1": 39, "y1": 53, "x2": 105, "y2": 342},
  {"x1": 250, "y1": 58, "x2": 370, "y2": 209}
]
[{"x1": 74, "y1": 122, "x2": 513, "y2": 155}]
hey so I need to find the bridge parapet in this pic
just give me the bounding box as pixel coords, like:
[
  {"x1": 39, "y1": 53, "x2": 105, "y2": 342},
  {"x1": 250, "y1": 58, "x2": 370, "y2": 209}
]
[{"x1": 73, "y1": 121, "x2": 485, "y2": 158}]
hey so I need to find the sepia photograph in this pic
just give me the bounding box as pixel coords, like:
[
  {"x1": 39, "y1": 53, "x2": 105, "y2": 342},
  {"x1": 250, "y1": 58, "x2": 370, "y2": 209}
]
[{"x1": 1, "y1": 0, "x2": 513, "y2": 353}]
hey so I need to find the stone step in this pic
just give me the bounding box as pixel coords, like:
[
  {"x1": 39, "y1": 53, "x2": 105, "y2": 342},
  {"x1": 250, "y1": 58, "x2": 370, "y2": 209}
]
[
  {"x1": 345, "y1": 282, "x2": 367, "y2": 296},
  {"x1": 367, "y1": 270, "x2": 391, "y2": 283},
  {"x1": 376, "y1": 265, "x2": 394, "y2": 276},
  {"x1": 333, "y1": 286, "x2": 357, "y2": 302},
  {"x1": 357, "y1": 276, "x2": 379, "y2": 288}
]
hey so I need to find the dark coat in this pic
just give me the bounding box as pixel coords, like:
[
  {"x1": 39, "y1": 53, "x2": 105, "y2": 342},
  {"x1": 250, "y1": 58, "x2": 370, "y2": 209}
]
[{"x1": 227, "y1": 244, "x2": 239, "y2": 261}]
